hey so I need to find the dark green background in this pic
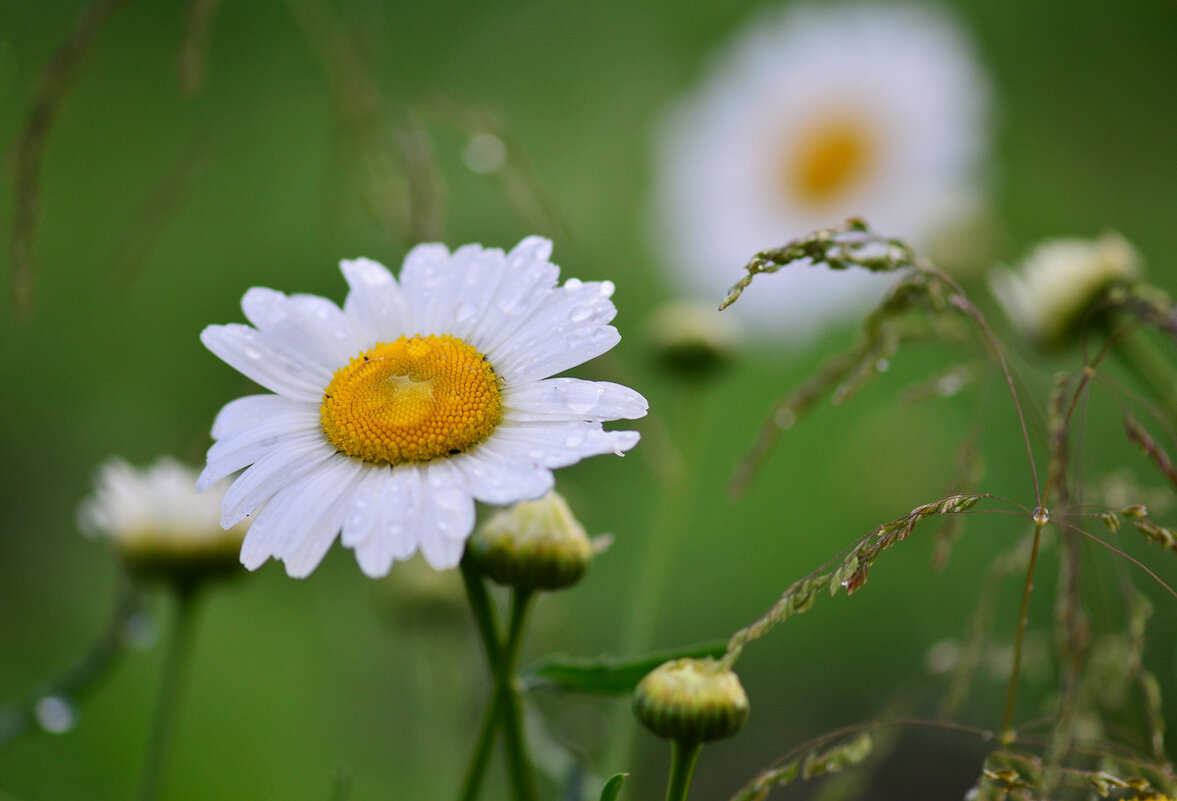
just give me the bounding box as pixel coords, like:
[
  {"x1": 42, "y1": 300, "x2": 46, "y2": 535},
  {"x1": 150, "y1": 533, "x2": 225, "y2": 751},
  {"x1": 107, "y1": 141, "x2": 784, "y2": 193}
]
[{"x1": 2, "y1": 1, "x2": 1177, "y2": 799}]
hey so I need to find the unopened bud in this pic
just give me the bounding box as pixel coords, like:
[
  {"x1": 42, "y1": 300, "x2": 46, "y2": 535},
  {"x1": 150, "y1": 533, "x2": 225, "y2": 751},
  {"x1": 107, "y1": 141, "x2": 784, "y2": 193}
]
[
  {"x1": 633, "y1": 658, "x2": 749, "y2": 743},
  {"x1": 466, "y1": 491, "x2": 592, "y2": 591},
  {"x1": 648, "y1": 301, "x2": 739, "y2": 380}
]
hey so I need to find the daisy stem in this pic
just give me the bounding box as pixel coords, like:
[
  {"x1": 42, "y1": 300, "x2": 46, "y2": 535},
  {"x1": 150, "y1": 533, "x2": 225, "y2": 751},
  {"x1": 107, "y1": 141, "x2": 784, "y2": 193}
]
[
  {"x1": 664, "y1": 740, "x2": 702, "y2": 801},
  {"x1": 137, "y1": 582, "x2": 201, "y2": 801},
  {"x1": 457, "y1": 561, "x2": 503, "y2": 801},
  {"x1": 456, "y1": 568, "x2": 537, "y2": 801},
  {"x1": 500, "y1": 588, "x2": 537, "y2": 801}
]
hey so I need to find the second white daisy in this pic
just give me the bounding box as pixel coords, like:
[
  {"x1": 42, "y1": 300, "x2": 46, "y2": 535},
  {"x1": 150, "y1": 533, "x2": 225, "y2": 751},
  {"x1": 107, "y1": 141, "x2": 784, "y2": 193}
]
[
  {"x1": 653, "y1": 2, "x2": 990, "y2": 338},
  {"x1": 200, "y1": 237, "x2": 647, "y2": 578}
]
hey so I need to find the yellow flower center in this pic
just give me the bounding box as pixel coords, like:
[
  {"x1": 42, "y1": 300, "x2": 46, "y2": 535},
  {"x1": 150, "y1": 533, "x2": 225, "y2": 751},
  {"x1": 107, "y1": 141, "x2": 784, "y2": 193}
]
[
  {"x1": 779, "y1": 116, "x2": 876, "y2": 207},
  {"x1": 320, "y1": 334, "x2": 502, "y2": 466}
]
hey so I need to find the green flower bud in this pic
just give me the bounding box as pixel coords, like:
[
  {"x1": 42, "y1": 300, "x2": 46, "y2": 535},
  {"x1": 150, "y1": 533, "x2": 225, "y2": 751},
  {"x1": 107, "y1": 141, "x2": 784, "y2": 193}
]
[
  {"x1": 633, "y1": 658, "x2": 749, "y2": 743},
  {"x1": 466, "y1": 491, "x2": 592, "y2": 591},
  {"x1": 648, "y1": 301, "x2": 739, "y2": 380}
]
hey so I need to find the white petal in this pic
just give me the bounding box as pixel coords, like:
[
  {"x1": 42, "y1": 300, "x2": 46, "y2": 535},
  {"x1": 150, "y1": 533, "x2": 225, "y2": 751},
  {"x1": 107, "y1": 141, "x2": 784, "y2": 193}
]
[
  {"x1": 240, "y1": 455, "x2": 362, "y2": 577},
  {"x1": 423, "y1": 461, "x2": 476, "y2": 542},
  {"x1": 340, "y1": 258, "x2": 414, "y2": 346},
  {"x1": 201, "y1": 324, "x2": 328, "y2": 401},
  {"x1": 202, "y1": 411, "x2": 321, "y2": 489},
  {"x1": 451, "y1": 446, "x2": 554, "y2": 506},
  {"x1": 209, "y1": 394, "x2": 314, "y2": 440},
  {"x1": 502, "y1": 379, "x2": 648, "y2": 422},
  {"x1": 486, "y1": 280, "x2": 621, "y2": 383},
  {"x1": 218, "y1": 434, "x2": 337, "y2": 527},
  {"x1": 241, "y1": 288, "x2": 358, "y2": 372},
  {"x1": 486, "y1": 422, "x2": 641, "y2": 468},
  {"x1": 417, "y1": 460, "x2": 473, "y2": 568},
  {"x1": 460, "y1": 237, "x2": 560, "y2": 347},
  {"x1": 398, "y1": 243, "x2": 460, "y2": 333}
]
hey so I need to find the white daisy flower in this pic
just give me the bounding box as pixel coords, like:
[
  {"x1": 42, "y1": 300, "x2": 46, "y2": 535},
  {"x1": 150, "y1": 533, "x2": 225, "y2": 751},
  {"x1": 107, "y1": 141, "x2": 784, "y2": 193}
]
[
  {"x1": 199, "y1": 237, "x2": 647, "y2": 579},
  {"x1": 990, "y1": 232, "x2": 1140, "y2": 348},
  {"x1": 653, "y1": 2, "x2": 990, "y2": 338},
  {"x1": 79, "y1": 457, "x2": 248, "y2": 576}
]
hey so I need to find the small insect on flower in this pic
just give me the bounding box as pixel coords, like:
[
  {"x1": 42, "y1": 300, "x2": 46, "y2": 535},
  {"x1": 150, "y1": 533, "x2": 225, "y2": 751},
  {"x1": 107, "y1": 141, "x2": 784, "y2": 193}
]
[
  {"x1": 79, "y1": 457, "x2": 249, "y2": 582},
  {"x1": 200, "y1": 237, "x2": 647, "y2": 578},
  {"x1": 652, "y1": 3, "x2": 990, "y2": 338}
]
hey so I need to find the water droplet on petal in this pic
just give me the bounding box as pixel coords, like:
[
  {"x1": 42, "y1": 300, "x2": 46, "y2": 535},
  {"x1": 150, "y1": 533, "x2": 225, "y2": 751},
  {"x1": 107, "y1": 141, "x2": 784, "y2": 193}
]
[
  {"x1": 455, "y1": 301, "x2": 480, "y2": 322},
  {"x1": 1032, "y1": 506, "x2": 1050, "y2": 526},
  {"x1": 35, "y1": 696, "x2": 76, "y2": 734},
  {"x1": 260, "y1": 436, "x2": 277, "y2": 447},
  {"x1": 561, "y1": 383, "x2": 603, "y2": 414},
  {"x1": 244, "y1": 347, "x2": 263, "y2": 360},
  {"x1": 565, "y1": 432, "x2": 586, "y2": 448},
  {"x1": 569, "y1": 304, "x2": 594, "y2": 323}
]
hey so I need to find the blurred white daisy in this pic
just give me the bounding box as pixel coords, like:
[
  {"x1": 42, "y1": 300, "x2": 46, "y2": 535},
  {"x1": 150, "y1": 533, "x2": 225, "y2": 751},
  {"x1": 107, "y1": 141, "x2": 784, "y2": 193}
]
[
  {"x1": 200, "y1": 237, "x2": 646, "y2": 578},
  {"x1": 653, "y1": 2, "x2": 990, "y2": 338},
  {"x1": 990, "y1": 232, "x2": 1140, "y2": 348},
  {"x1": 79, "y1": 457, "x2": 248, "y2": 577}
]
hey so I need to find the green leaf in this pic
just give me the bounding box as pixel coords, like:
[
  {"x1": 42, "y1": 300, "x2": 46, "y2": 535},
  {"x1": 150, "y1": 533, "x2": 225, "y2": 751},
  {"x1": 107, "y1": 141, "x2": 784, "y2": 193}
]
[
  {"x1": 522, "y1": 640, "x2": 728, "y2": 695},
  {"x1": 599, "y1": 773, "x2": 627, "y2": 801}
]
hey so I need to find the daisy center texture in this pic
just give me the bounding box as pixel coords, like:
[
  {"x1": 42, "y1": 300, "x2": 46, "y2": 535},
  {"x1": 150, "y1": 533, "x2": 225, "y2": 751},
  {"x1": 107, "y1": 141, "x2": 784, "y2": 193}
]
[
  {"x1": 780, "y1": 116, "x2": 876, "y2": 206},
  {"x1": 320, "y1": 334, "x2": 502, "y2": 466}
]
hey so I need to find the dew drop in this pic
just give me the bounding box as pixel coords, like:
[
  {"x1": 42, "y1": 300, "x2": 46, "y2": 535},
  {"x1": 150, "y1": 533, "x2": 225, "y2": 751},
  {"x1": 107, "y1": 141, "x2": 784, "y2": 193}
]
[
  {"x1": 875, "y1": 358, "x2": 890, "y2": 372},
  {"x1": 565, "y1": 432, "x2": 587, "y2": 448},
  {"x1": 774, "y1": 408, "x2": 796, "y2": 429},
  {"x1": 244, "y1": 347, "x2": 263, "y2": 360},
  {"x1": 35, "y1": 696, "x2": 76, "y2": 734},
  {"x1": 455, "y1": 301, "x2": 480, "y2": 322},
  {"x1": 561, "y1": 383, "x2": 603, "y2": 414},
  {"x1": 463, "y1": 133, "x2": 507, "y2": 174},
  {"x1": 260, "y1": 436, "x2": 278, "y2": 447},
  {"x1": 564, "y1": 278, "x2": 583, "y2": 290},
  {"x1": 1032, "y1": 506, "x2": 1050, "y2": 526},
  {"x1": 568, "y1": 304, "x2": 594, "y2": 323},
  {"x1": 123, "y1": 611, "x2": 158, "y2": 649}
]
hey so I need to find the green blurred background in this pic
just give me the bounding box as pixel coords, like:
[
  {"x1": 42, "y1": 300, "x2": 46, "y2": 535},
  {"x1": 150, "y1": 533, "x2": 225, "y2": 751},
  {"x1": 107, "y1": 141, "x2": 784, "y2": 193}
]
[{"x1": 2, "y1": 1, "x2": 1177, "y2": 799}]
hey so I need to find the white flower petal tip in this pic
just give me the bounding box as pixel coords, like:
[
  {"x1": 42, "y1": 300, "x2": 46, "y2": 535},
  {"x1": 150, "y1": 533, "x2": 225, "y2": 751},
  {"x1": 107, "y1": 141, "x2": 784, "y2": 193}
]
[
  {"x1": 653, "y1": 2, "x2": 990, "y2": 340},
  {"x1": 202, "y1": 237, "x2": 644, "y2": 578}
]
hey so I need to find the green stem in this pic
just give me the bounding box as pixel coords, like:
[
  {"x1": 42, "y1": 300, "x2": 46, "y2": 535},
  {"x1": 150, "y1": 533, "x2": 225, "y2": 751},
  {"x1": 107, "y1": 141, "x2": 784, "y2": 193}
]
[
  {"x1": 456, "y1": 560, "x2": 503, "y2": 801},
  {"x1": 455, "y1": 573, "x2": 536, "y2": 801},
  {"x1": 137, "y1": 584, "x2": 201, "y2": 801},
  {"x1": 664, "y1": 740, "x2": 702, "y2": 801},
  {"x1": 1001, "y1": 522, "x2": 1045, "y2": 743},
  {"x1": 500, "y1": 589, "x2": 537, "y2": 801}
]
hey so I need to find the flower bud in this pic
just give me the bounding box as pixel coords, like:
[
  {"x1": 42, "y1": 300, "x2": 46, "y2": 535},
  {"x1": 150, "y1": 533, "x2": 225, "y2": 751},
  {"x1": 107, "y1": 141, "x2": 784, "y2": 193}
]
[
  {"x1": 990, "y1": 232, "x2": 1140, "y2": 349},
  {"x1": 633, "y1": 658, "x2": 749, "y2": 743},
  {"x1": 78, "y1": 457, "x2": 248, "y2": 585},
  {"x1": 648, "y1": 301, "x2": 739, "y2": 380},
  {"x1": 466, "y1": 491, "x2": 592, "y2": 591}
]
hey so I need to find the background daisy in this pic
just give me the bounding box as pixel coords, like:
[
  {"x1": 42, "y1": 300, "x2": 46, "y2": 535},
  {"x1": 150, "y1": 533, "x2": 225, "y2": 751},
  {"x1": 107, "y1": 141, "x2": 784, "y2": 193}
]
[{"x1": 653, "y1": 2, "x2": 990, "y2": 337}]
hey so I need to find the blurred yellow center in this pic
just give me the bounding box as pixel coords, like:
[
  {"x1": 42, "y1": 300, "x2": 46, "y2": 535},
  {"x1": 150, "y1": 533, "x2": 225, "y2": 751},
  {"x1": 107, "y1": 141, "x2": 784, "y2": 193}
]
[
  {"x1": 320, "y1": 335, "x2": 502, "y2": 465},
  {"x1": 780, "y1": 117, "x2": 876, "y2": 206}
]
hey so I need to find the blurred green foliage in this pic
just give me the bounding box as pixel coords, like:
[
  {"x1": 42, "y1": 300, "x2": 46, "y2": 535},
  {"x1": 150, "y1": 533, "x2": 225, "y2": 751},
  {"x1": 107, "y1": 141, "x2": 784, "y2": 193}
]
[{"x1": 1, "y1": 1, "x2": 1176, "y2": 799}]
